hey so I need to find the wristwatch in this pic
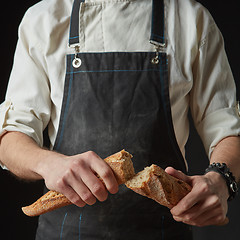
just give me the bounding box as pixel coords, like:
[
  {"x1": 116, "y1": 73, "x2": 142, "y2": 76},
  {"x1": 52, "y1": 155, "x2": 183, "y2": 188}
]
[
  {"x1": 205, "y1": 162, "x2": 238, "y2": 201},
  {"x1": 237, "y1": 101, "x2": 240, "y2": 117}
]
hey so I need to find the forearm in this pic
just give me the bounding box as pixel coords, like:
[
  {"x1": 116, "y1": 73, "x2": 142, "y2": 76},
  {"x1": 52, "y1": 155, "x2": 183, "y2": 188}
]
[
  {"x1": 0, "y1": 131, "x2": 119, "y2": 207},
  {"x1": 0, "y1": 131, "x2": 61, "y2": 180},
  {"x1": 210, "y1": 136, "x2": 240, "y2": 182},
  {"x1": 167, "y1": 137, "x2": 240, "y2": 226}
]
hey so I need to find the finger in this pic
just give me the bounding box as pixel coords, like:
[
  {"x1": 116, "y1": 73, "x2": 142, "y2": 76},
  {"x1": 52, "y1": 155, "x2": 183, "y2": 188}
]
[
  {"x1": 192, "y1": 207, "x2": 227, "y2": 227},
  {"x1": 71, "y1": 177, "x2": 97, "y2": 206},
  {"x1": 216, "y1": 217, "x2": 229, "y2": 226},
  {"x1": 174, "y1": 204, "x2": 227, "y2": 227},
  {"x1": 60, "y1": 168, "x2": 97, "y2": 206},
  {"x1": 173, "y1": 194, "x2": 221, "y2": 221},
  {"x1": 79, "y1": 165, "x2": 109, "y2": 202},
  {"x1": 171, "y1": 180, "x2": 207, "y2": 216},
  {"x1": 89, "y1": 157, "x2": 119, "y2": 194},
  {"x1": 56, "y1": 184, "x2": 86, "y2": 208},
  {"x1": 203, "y1": 216, "x2": 229, "y2": 227},
  {"x1": 165, "y1": 167, "x2": 191, "y2": 184}
]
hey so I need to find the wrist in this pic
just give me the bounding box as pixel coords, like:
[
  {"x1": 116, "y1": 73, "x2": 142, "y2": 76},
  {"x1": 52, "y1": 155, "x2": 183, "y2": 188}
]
[
  {"x1": 205, "y1": 163, "x2": 238, "y2": 201},
  {"x1": 34, "y1": 149, "x2": 65, "y2": 179},
  {"x1": 204, "y1": 171, "x2": 229, "y2": 199}
]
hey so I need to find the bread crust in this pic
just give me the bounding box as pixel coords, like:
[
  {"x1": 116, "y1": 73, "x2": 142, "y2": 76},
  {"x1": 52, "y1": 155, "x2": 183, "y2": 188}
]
[
  {"x1": 104, "y1": 149, "x2": 134, "y2": 184},
  {"x1": 22, "y1": 150, "x2": 134, "y2": 217},
  {"x1": 125, "y1": 164, "x2": 192, "y2": 209},
  {"x1": 22, "y1": 191, "x2": 72, "y2": 217},
  {"x1": 22, "y1": 153, "x2": 192, "y2": 216}
]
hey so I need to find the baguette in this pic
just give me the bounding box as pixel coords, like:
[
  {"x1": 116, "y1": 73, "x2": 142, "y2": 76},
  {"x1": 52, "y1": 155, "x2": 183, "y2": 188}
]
[
  {"x1": 22, "y1": 190, "x2": 73, "y2": 217},
  {"x1": 104, "y1": 149, "x2": 134, "y2": 185},
  {"x1": 22, "y1": 150, "x2": 135, "y2": 217},
  {"x1": 125, "y1": 164, "x2": 229, "y2": 226},
  {"x1": 125, "y1": 164, "x2": 192, "y2": 209}
]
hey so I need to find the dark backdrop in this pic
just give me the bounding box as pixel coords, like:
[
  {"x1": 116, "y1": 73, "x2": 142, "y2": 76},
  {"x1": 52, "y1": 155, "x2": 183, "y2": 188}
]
[{"x1": 0, "y1": 1, "x2": 239, "y2": 239}]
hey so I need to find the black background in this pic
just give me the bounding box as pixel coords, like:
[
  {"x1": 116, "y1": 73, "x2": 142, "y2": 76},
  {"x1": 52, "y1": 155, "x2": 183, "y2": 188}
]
[{"x1": 0, "y1": 1, "x2": 239, "y2": 239}]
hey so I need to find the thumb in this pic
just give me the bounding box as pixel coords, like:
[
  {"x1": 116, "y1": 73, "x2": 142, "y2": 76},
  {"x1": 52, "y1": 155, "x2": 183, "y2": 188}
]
[{"x1": 165, "y1": 166, "x2": 191, "y2": 184}]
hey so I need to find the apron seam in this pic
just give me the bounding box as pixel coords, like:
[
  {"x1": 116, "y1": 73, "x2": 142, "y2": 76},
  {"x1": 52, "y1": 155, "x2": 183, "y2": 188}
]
[
  {"x1": 66, "y1": 69, "x2": 162, "y2": 74},
  {"x1": 60, "y1": 212, "x2": 68, "y2": 240},
  {"x1": 78, "y1": 212, "x2": 83, "y2": 240}
]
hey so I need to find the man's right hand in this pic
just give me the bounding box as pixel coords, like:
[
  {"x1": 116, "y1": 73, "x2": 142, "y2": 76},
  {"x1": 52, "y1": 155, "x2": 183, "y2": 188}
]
[
  {"x1": 37, "y1": 151, "x2": 119, "y2": 207},
  {"x1": 0, "y1": 131, "x2": 118, "y2": 208}
]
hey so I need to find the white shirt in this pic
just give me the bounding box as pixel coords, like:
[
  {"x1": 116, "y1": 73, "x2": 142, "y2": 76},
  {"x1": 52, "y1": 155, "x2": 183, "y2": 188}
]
[{"x1": 0, "y1": 0, "x2": 239, "y2": 169}]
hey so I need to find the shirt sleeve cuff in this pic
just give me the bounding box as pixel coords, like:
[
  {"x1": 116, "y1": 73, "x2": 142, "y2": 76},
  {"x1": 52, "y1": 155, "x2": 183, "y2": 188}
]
[
  {"x1": 0, "y1": 100, "x2": 44, "y2": 148},
  {"x1": 196, "y1": 107, "x2": 240, "y2": 159}
]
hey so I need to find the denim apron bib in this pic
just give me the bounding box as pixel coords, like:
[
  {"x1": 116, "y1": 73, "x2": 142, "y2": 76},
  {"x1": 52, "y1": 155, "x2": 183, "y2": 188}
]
[{"x1": 36, "y1": 0, "x2": 193, "y2": 239}]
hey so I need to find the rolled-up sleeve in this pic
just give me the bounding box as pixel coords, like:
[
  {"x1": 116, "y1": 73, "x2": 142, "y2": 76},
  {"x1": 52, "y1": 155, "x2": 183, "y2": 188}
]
[
  {"x1": 190, "y1": 23, "x2": 240, "y2": 158},
  {"x1": 0, "y1": 12, "x2": 51, "y2": 149}
]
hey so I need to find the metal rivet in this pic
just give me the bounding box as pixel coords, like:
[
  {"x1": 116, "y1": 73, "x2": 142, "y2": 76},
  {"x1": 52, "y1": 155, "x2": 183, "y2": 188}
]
[
  {"x1": 72, "y1": 58, "x2": 82, "y2": 68},
  {"x1": 151, "y1": 57, "x2": 159, "y2": 65}
]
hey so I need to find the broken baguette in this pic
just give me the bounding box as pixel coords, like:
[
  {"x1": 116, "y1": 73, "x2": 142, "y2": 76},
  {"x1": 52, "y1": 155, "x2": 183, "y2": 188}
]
[
  {"x1": 22, "y1": 190, "x2": 73, "y2": 217},
  {"x1": 22, "y1": 149, "x2": 134, "y2": 217},
  {"x1": 104, "y1": 149, "x2": 134, "y2": 185},
  {"x1": 125, "y1": 164, "x2": 192, "y2": 209},
  {"x1": 125, "y1": 164, "x2": 229, "y2": 226}
]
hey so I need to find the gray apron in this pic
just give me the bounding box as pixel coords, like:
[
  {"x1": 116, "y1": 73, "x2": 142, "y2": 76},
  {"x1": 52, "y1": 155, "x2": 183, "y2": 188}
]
[{"x1": 36, "y1": 0, "x2": 193, "y2": 239}]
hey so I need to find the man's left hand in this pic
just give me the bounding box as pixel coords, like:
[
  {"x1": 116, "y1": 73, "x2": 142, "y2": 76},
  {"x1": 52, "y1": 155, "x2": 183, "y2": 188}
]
[{"x1": 165, "y1": 167, "x2": 229, "y2": 227}]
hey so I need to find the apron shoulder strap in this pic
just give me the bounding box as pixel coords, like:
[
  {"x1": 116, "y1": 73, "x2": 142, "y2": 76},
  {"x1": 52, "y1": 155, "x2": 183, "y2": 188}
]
[
  {"x1": 69, "y1": 0, "x2": 85, "y2": 46},
  {"x1": 69, "y1": 0, "x2": 166, "y2": 47},
  {"x1": 150, "y1": 0, "x2": 166, "y2": 48}
]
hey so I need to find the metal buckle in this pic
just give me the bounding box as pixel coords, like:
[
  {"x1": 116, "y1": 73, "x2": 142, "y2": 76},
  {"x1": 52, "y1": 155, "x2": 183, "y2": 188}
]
[
  {"x1": 149, "y1": 40, "x2": 166, "y2": 49},
  {"x1": 69, "y1": 44, "x2": 81, "y2": 68},
  {"x1": 150, "y1": 40, "x2": 166, "y2": 65}
]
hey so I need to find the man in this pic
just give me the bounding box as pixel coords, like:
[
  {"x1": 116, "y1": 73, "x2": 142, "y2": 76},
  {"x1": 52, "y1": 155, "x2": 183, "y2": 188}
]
[{"x1": 0, "y1": 0, "x2": 239, "y2": 239}]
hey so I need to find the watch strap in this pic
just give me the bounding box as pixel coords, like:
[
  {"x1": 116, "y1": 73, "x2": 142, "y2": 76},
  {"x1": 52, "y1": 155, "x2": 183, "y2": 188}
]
[{"x1": 205, "y1": 163, "x2": 238, "y2": 201}]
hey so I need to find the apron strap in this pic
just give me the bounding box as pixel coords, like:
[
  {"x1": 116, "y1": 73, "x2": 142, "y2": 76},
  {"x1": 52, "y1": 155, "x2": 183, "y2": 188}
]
[
  {"x1": 150, "y1": 0, "x2": 166, "y2": 47},
  {"x1": 68, "y1": 0, "x2": 166, "y2": 47},
  {"x1": 69, "y1": 0, "x2": 85, "y2": 46}
]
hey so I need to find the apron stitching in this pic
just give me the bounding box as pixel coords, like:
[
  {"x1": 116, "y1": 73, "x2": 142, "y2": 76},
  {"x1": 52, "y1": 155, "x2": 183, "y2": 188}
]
[
  {"x1": 78, "y1": 213, "x2": 83, "y2": 240},
  {"x1": 70, "y1": 36, "x2": 80, "y2": 40},
  {"x1": 66, "y1": 69, "x2": 161, "y2": 74},
  {"x1": 66, "y1": 51, "x2": 159, "y2": 55},
  {"x1": 60, "y1": 212, "x2": 68, "y2": 240}
]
